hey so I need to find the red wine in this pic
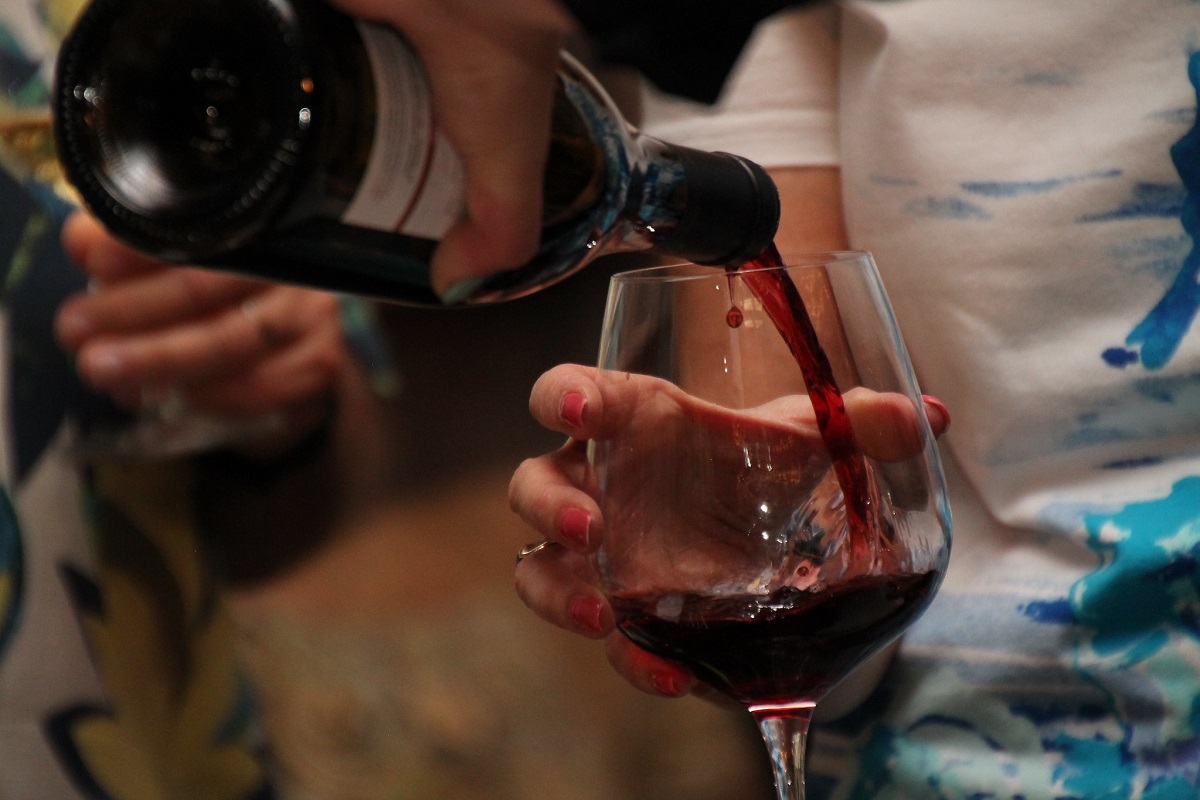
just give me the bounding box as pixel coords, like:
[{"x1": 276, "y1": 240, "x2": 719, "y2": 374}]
[
  {"x1": 613, "y1": 570, "x2": 938, "y2": 707},
  {"x1": 725, "y1": 304, "x2": 745, "y2": 328},
  {"x1": 732, "y1": 245, "x2": 887, "y2": 566}
]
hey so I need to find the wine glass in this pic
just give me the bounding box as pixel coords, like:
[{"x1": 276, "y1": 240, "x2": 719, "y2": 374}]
[
  {"x1": 590, "y1": 251, "x2": 952, "y2": 800},
  {"x1": 0, "y1": 0, "x2": 289, "y2": 460}
]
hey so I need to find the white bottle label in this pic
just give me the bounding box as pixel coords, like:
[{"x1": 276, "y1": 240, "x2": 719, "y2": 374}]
[{"x1": 342, "y1": 22, "x2": 465, "y2": 240}]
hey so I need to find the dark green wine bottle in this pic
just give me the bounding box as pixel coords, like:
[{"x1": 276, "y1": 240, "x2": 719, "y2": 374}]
[{"x1": 53, "y1": 0, "x2": 779, "y2": 306}]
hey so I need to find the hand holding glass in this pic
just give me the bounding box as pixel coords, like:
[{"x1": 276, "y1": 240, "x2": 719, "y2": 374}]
[
  {"x1": 0, "y1": 1, "x2": 314, "y2": 459},
  {"x1": 589, "y1": 253, "x2": 952, "y2": 800}
]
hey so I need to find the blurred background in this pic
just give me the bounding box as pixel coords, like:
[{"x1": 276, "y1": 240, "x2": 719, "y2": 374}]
[
  {"x1": 1, "y1": 0, "x2": 775, "y2": 793},
  {"x1": 209, "y1": 258, "x2": 776, "y2": 800}
]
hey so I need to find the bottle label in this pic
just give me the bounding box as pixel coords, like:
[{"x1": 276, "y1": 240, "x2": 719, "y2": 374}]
[{"x1": 342, "y1": 22, "x2": 464, "y2": 240}]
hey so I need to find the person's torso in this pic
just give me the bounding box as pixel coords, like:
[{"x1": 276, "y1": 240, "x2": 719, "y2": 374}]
[{"x1": 814, "y1": 4, "x2": 1200, "y2": 797}]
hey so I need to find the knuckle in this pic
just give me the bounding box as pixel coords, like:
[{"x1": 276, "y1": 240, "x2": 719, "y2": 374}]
[
  {"x1": 176, "y1": 269, "x2": 220, "y2": 308},
  {"x1": 508, "y1": 457, "x2": 541, "y2": 510}
]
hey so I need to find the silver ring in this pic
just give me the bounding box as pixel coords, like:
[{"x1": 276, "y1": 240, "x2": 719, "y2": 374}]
[
  {"x1": 516, "y1": 539, "x2": 554, "y2": 566},
  {"x1": 241, "y1": 296, "x2": 286, "y2": 348}
]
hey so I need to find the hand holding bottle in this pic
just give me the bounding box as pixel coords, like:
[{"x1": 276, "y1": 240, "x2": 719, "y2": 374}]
[
  {"x1": 54, "y1": 212, "x2": 349, "y2": 457},
  {"x1": 329, "y1": 0, "x2": 577, "y2": 301}
]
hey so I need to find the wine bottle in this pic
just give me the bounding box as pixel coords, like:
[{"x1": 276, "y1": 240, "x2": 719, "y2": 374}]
[{"x1": 52, "y1": 0, "x2": 779, "y2": 306}]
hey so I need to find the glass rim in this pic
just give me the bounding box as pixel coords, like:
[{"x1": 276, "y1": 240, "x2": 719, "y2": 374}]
[{"x1": 610, "y1": 250, "x2": 873, "y2": 285}]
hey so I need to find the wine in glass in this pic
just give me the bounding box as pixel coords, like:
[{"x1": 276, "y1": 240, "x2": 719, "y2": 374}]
[{"x1": 591, "y1": 251, "x2": 952, "y2": 799}]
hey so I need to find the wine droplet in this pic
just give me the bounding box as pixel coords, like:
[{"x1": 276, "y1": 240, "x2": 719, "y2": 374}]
[
  {"x1": 724, "y1": 267, "x2": 744, "y2": 328},
  {"x1": 726, "y1": 304, "x2": 744, "y2": 328}
]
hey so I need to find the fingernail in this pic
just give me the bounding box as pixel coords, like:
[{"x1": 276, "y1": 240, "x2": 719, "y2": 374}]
[
  {"x1": 922, "y1": 395, "x2": 951, "y2": 430},
  {"x1": 569, "y1": 595, "x2": 606, "y2": 635},
  {"x1": 55, "y1": 306, "x2": 92, "y2": 344},
  {"x1": 81, "y1": 346, "x2": 125, "y2": 386},
  {"x1": 560, "y1": 391, "x2": 586, "y2": 427},
  {"x1": 651, "y1": 669, "x2": 691, "y2": 697},
  {"x1": 437, "y1": 276, "x2": 486, "y2": 306},
  {"x1": 558, "y1": 507, "x2": 591, "y2": 548}
]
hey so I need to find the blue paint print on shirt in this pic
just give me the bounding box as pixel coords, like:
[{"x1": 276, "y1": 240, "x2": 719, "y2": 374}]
[
  {"x1": 904, "y1": 195, "x2": 991, "y2": 220},
  {"x1": 1020, "y1": 597, "x2": 1076, "y2": 624},
  {"x1": 1078, "y1": 183, "x2": 1187, "y2": 223},
  {"x1": 1073, "y1": 476, "x2": 1200, "y2": 658},
  {"x1": 1107, "y1": 234, "x2": 1193, "y2": 283},
  {"x1": 1102, "y1": 455, "x2": 1166, "y2": 470},
  {"x1": 1107, "y1": 52, "x2": 1200, "y2": 370},
  {"x1": 1018, "y1": 69, "x2": 1076, "y2": 88},
  {"x1": 836, "y1": 478, "x2": 1200, "y2": 800},
  {"x1": 1048, "y1": 476, "x2": 1200, "y2": 796},
  {"x1": 963, "y1": 170, "x2": 1121, "y2": 198}
]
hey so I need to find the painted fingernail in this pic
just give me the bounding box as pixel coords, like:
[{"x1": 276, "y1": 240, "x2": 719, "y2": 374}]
[
  {"x1": 558, "y1": 507, "x2": 591, "y2": 548},
  {"x1": 569, "y1": 595, "x2": 606, "y2": 635},
  {"x1": 82, "y1": 346, "x2": 125, "y2": 386},
  {"x1": 55, "y1": 306, "x2": 92, "y2": 344},
  {"x1": 560, "y1": 391, "x2": 586, "y2": 427},
  {"x1": 437, "y1": 276, "x2": 486, "y2": 306},
  {"x1": 922, "y1": 395, "x2": 951, "y2": 430}
]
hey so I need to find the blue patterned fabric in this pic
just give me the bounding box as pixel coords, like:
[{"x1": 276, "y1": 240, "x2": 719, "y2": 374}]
[
  {"x1": 795, "y1": 5, "x2": 1200, "y2": 797},
  {"x1": 1, "y1": 4, "x2": 274, "y2": 795}
]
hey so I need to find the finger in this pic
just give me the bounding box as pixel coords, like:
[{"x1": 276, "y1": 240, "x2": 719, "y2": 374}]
[
  {"x1": 426, "y1": 55, "x2": 557, "y2": 296},
  {"x1": 528, "y1": 363, "x2": 678, "y2": 442},
  {"x1": 508, "y1": 442, "x2": 600, "y2": 552},
  {"x1": 844, "y1": 389, "x2": 951, "y2": 462},
  {"x1": 754, "y1": 389, "x2": 951, "y2": 462},
  {"x1": 922, "y1": 395, "x2": 951, "y2": 436},
  {"x1": 605, "y1": 634, "x2": 696, "y2": 698},
  {"x1": 183, "y1": 314, "x2": 346, "y2": 416},
  {"x1": 72, "y1": 285, "x2": 339, "y2": 393},
  {"x1": 237, "y1": 286, "x2": 344, "y2": 358},
  {"x1": 514, "y1": 543, "x2": 612, "y2": 639},
  {"x1": 527, "y1": 364, "x2": 602, "y2": 435},
  {"x1": 331, "y1": 0, "x2": 574, "y2": 296},
  {"x1": 55, "y1": 267, "x2": 266, "y2": 350},
  {"x1": 61, "y1": 211, "x2": 166, "y2": 283}
]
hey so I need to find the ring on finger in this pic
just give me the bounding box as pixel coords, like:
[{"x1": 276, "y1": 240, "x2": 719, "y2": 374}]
[
  {"x1": 241, "y1": 297, "x2": 287, "y2": 348},
  {"x1": 515, "y1": 539, "x2": 557, "y2": 566}
]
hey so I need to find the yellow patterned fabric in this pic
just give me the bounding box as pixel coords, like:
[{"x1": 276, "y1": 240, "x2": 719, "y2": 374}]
[
  {"x1": 45, "y1": 460, "x2": 267, "y2": 799},
  {"x1": 0, "y1": 2, "x2": 271, "y2": 792}
]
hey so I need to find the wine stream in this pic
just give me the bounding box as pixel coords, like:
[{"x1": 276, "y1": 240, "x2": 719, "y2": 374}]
[{"x1": 729, "y1": 245, "x2": 885, "y2": 565}]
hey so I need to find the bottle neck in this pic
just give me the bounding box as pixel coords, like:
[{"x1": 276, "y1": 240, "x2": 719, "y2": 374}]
[{"x1": 629, "y1": 137, "x2": 780, "y2": 267}]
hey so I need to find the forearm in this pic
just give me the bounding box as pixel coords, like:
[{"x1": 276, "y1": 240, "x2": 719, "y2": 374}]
[{"x1": 768, "y1": 165, "x2": 849, "y2": 254}]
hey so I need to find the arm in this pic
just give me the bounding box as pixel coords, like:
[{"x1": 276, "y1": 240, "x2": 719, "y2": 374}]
[{"x1": 769, "y1": 167, "x2": 849, "y2": 257}]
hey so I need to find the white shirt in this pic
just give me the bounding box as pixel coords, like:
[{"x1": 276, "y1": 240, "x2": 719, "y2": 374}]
[{"x1": 640, "y1": 2, "x2": 1200, "y2": 796}]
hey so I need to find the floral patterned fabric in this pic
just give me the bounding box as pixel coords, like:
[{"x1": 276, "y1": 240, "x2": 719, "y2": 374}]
[{"x1": 0, "y1": 2, "x2": 270, "y2": 795}]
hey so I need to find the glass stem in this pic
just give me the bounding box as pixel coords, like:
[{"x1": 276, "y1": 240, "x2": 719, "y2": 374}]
[{"x1": 752, "y1": 703, "x2": 815, "y2": 800}]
